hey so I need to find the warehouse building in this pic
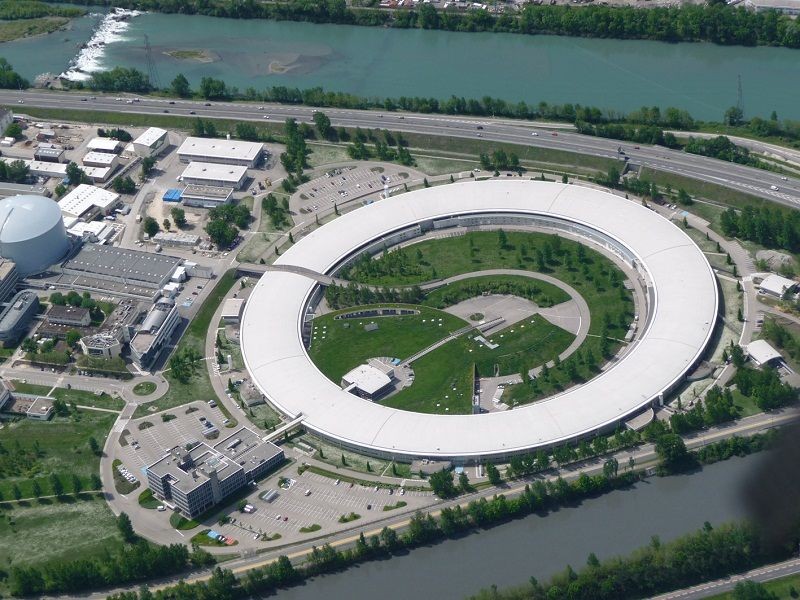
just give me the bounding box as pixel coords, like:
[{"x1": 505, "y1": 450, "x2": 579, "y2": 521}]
[
  {"x1": 177, "y1": 137, "x2": 263, "y2": 167},
  {"x1": 133, "y1": 127, "x2": 169, "y2": 158},
  {"x1": 744, "y1": 0, "x2": 800, "y2": 13},
  {"x1": 58, "y1": 184, "x2": 121, "y2": 220},
  {"x1": 146, "y1": 427, "x2": 284, "y2": 518},
  {"x1": 758, "y1": 274, "x2": 797, "y2": 298},
  {"x1": 80, "y1": 329, "x2": 124, "y2": 359},
  {"x1": 0, "y1": 290, "x2": 39, "y2": 346},
  {"x1": 181, "y1": 184, "x2": 233, "y2": 208},
  {"x1": 130, "y1": 297, "x2": 180, "y2": 369},
  {"x1": 82, "y1": 151, "x2": 119, "y2": 170},
  {"x1": 153, "y1": 231, "x2": 200, "y2": 248},
  {"x1": 86, "y1": 137, "x2": 122, "y2": 154},
  {"x1": 56, "y1": 245, "x2": 182, "y2": 300},
  {"x1": 180, "y1": 162, "x2": 248, "y2": 190},
  {"x1": 221, "y1": 297, "x2": 245, "y2": 324},
  {"x1": 746, "y1": 339, "x2": 783, "y2": 367},
  {"x1": 34, "y1": 145, "x2": 66, "y2": 163}
]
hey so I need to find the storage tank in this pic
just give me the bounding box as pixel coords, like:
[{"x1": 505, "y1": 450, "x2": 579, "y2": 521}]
[{"x1": 0, "y1": 194, "x2": 70, "y2": 276}]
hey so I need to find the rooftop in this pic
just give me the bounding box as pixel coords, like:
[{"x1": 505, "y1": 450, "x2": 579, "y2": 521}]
[
  {"x1": 177, "y1": 137, "x2": 262, "y2": 162},
  {"x1": 48, "y1": 304, "x2": 91, "y2": 322},
  {"x1": 58, "y1": 184, "x2": 120, "y2": 218},
  {"x1": 746, "y1": 339, "x2": 782, "y2": 365},
  {"x1": 759, "y1": 273, "x2": 797, "y2": 296},
  {"x1": 181, "y1": 184, "x2": 233, "y2": 201},
  {"x1": 0, "y1": 290, "x2": 37, "y2": 332},
  {"x1": 82, "y1": 151, "x2": 117, "y2": 165},
  {"x1": 0, "y1": 194, "x2": 63, "y2": 243},
  {"x1": 181, "y1": 162, "x2": 248, "y2": 183},
  {"x1": 134, "y1": 127, "x2": 168, "y2": 147},
  {"x1": 342, "y1": 364, "x2": 392, "y2": 395},
  {"x1": 60, "y1": 245, "x2": 181, "y2": 287},
  {"x1": 221, "y1": 297, "x2": 245, "y2": 320},
  {"x1": 86, "y1": 138, "x2": 121, "y2": 152}
]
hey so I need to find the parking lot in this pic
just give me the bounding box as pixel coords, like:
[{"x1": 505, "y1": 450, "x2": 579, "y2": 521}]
[
  {"x1": 293, "y1": 165, "x2": 413, "y2": 214},
  {"x1": 117, "y1": 400, "x2": 436, "y2": 548}
]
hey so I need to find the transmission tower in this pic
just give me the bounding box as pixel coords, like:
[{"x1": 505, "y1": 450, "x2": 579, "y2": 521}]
[{"x1": 143, "y1": 34, "x2": 160, "y2": 89}]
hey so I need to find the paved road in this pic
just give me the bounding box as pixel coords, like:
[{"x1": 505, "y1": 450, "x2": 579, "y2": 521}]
[
  {"x1": 6, "y1": 90, "x2": 800, "y2": 209},
  {"x1": 653, "y1": 557, "x2": 800, "y2": 599}
]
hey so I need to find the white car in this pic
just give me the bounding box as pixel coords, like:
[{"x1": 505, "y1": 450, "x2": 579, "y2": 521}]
[
  {"x1": 531, "y1": 132, "x2": 538, "y2": 136},
  {"x1": 157, "y1": 505, "x2": 166, "y2": 512},
  {"x1": 770, "y1": 185, "x2": 779, "y2": 191}
]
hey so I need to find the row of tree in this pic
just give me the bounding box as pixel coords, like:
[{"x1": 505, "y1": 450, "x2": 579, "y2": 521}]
[
  {"x1": 324, "y1": 282, "x2": 424, "y2": 310},
  {"x1": 720, "y1": 204, "x2": 800, "y2": 253},
  {"x1": 0, "y1": 1, "x2": 84, "y2": 20}
]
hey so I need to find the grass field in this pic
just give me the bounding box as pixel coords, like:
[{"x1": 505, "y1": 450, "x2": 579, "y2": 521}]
[
  {"x1": 0, "y1": 17, "x2": 69, "y2": 42},
  {"x1": 0, "y1": 411, "x2": 115, "y2": 499},
  {"x1": 0, "y1": 496, "x2": 124, "y2": 570},
  {"x1": 10, "y1": 381, "x2": 123, "y2": 410},
  {"x1": 342, "y1": 231, "x2": 633, "y2": 408},
  {"x1": 134, "y1": 270, "x2": 238, "y2": 418},
  {"x1": 706, "y1": 572, "x2": 800, "y2": 599},
  {"x1": 308, "y1": 305, "x2": 467, "y2": 382},
  {"x1": 133, "y1": 381, "x2": 157, "y2": 396}
]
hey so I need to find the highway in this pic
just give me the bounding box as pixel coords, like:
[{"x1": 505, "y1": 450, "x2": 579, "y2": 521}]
[{"x1": 4, "y1": 89, "x2": 800, "y2": 209}]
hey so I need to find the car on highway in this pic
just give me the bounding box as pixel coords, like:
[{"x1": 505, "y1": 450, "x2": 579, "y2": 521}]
[
  {"x1": 551, "y1": 132, "x2": 558, "y2": 136},
  {"x1": 189, "y1": 110, "x2": 196, "y2": 114},
  {"x1": 17, "y1": 99, "x2": 22, "y2": 104},
  {"x1": 771, "y1": 185, "x2": 779, "y2": 191},
  {"x1": 81, "y1": 97, "x2": 88, "y2": 101},
  {"x1": 476, "y1": 125, "x2": 484, "y2": 130},
  {"x1": 781, "y1": 176, "x2": 788, "y2": 181},
  {"x1": 531, "y1": 132, "x2": 538, "y2": 136},
  {"x1": 204, "y1": 102, "x2": 212, "y2": 106},
  {"x1": 168, "y1": 101, "x2": 175, "y2": 104},
  {"x1": 163, "y1": 109, "x2": 169, "y2": 113}
]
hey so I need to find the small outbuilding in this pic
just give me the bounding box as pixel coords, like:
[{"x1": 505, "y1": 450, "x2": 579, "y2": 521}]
[
  {"x1": 745, "y1": 339, "x2": 783, "y2": 367},
  {"x1": 759, "y1": 274, "x2": 797, "y2": 299},
  {"x1": 341, "y1": 364, "x2": 394, "y2": 400}
]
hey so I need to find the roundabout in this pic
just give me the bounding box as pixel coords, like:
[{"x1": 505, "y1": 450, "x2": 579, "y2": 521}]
[{"x1": 241, "y1": 180, "x2": 719, "y2": 461}]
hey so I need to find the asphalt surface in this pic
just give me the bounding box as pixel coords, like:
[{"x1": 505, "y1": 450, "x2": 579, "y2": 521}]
[{"x1": 5, "y1": 89, "x2": 800, "y2": 209}]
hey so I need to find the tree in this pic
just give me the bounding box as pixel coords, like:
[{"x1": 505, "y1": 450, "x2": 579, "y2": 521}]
[
  {"x1": 171, "y1": 207, "x2": 186, "y2": 228},
  {"x1": 205, "y1": 218, "x2": 237, "y2": 248},
  {"x1": 12, "y1": 483, "x2": 21, "y2": 500},
  {"x1": 88, "y1": 436, "x2": 100, "y2": 455},
  {"x1": 162, "y1": 218, "x2": 171, "y2": 231},
  {"x1": 485, "y1": 462, "x2": 502, "y2": 485},
  {"x1": 140, "y1": 156, "x2": 156, "y2": 181},
  {"x1": 112, "y1": 175, "x2": 136, "y2": 194},
  {"x1": 732, "y1": 581, "x2": 778, "y2": 600},
  {"x1": 65, "y1": 161, "x2": 87, "y2": 185},
  {"x1": 199, "y1": 76, "x2": 228, "y2": 100},
  {"x1": 117, "y1": 512, "x2": 136, "y2": 543},
  {"x1": 4, "y1": 122, "x2": 22, "y2": 139},
  {"x1": 142, "y1": 216, "x2": 159, "y2": 238},
  {"x1": 458, "y1": 470, "x2": 472, "y2": 492},
  {"x1": 54, "y1": 183, "x2": 67, "y2": 198},
  {"x1": 71, "y1": 473, "x2": 82, "y2": 495},
  {"x1": 32, "y1": 479, "x2": 42, "y2": 498},
  {"x1": 655, "y1": 433, "x2": 690, "y2": 470},
  {"x1": 429, "y1": 468, "x2": 458, "y2": 499},
  {"x1": 235, "y1": 122, "x2": 259, "y2": 141},
  {"x1": 65, "y1": 329, "x2": 81, "y2": 347},
  {"x1": 313, "y1": 111, "x2": 332, "y2": 140},
  {"x1": 170, "y1": 73, "x2": 191, "y2": 97},
  {"x1": 724, "y1": 106, "x2": 744, "y2": 126},
  {"x1": 50, "y1": 473, "x2": 64, "y2": 497}
]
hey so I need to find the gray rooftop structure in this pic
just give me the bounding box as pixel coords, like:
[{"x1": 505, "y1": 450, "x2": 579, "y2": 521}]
[
  {"x1": 0, "y1": 290, "x2": 39, "y2": 345},
  {"x1": 60, "y1": 245, "x2": 181, "y2": 289}
]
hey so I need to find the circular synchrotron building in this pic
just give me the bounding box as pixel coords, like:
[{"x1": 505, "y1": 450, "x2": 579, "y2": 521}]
[
  {"x1": 241, "y1": 181, "x2": 718, "y2": 462},
  {"x1": 0, "y1": 194, "x2": 70, "y2": 276}
]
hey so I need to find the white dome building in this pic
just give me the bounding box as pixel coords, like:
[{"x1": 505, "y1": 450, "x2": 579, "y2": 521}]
[{"x1": 0, "y1": 195, "x2": 70, "y2": 276}]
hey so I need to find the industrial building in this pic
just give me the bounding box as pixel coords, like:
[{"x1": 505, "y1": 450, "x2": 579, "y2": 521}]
[
  {"x1": 181, "y1": 184, "x2": 233, "y2": 208},
  {"x1": 86, "y1": 137, "x2": 122, "y2": 154},
  {"x1": 0, "y1": 260, "x2": 18, "y2": 304},
  {"x1": 66, "y1": 220, "x2": 117, "y2": 244},
  {"x1": 177, "y1": 137, "x2": 263, "y2": 167},
  {"x1": 180, "y1": 162, "x2": 248, "y2": 190},
  {"x1": 242, "y1": 181, "x2": 719, "y2": 461},
  {"x1": 34, "y1": 145, "x2": 66, "y2": 163},
  {"x1": 744, "y1": 0, "x2": 800, "y2": 13},
  {"x1": 0, "y1": 290, "x2": 39, "y2": 346},
  {"x1": 341, "y1": 363, "x2": 394, "y2": 400},
  {"x1": 746, "y1": 339, "x2": 783, "y2": 367},
  {"x1": 47, "y1": 305, "x2": 92, "y2": 327},
  {"x1": 82, "y1": 151, "x2": 119, "y2": 170},
  {"x1": 133, "y1": 127, "x2": 169, "y2": 158},
  {"x1": 221, "y1": 298, "x2": 245, "y2": 324},
  {"x1": 130, "y1": 297, "x2": 180, "y2": 369},
  {"x1": 145, "y1": 427, "x2": 284, "y2": 518},
  {"x1": 758, "y1": 273, "x2": 797, "y2": 298},
  {"x1": 0, "y1": 195, "x2": 71, "y2": 276},
  {"x1": 153, "y1": 231, "x2": 200, "y2": 248},
  {"x1": 58, "y1": 184, "x2": 121, "y2": 220}
]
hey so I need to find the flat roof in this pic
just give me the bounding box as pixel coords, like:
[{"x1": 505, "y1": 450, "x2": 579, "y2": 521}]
[
  {"x1": 58, "y1": 184, "x2": 119, "y2": 218},
  {"x1": 759, "y1": 273, "x2": 796, "y2": 296},
  {"x1": 221, "y1": 297, "x2": 245, "y2": 319},
  {"x1": 181, "y1": 162, "x2": 248, "y2": 183},
  {"x1": 60, "y1": 244, "x2": 181, "y2": 287},
  {"x1": 241, "y1": 181, "x2": 719, "y2": 460},
  {"x1": 134, "y1": 127, "x2": 168, "y2": 147},
  {"x1": 48, "y1": 304, "x2": 90, "y2": 321},
  {"x1": 86, "y1": 138, "x2": 121, "y2": 152},
  {"x1": 182, "y1": 184, "x2": 233, "y2": 201},
  {"x1": 746, "y1": 339, "x2": 782, "y2": 365},
  {"x1": 0, "y1": 290, "x2": 37, "y2": 332},
  {"x1": 342, "y1": 364, "x2": 392, "y2": 395},
  {"x1": 82, "y1": 151, "x2": 117, "y2": 165},
  {"x1": 177, "y1": 137, "x2": 262, "y2": 162}
]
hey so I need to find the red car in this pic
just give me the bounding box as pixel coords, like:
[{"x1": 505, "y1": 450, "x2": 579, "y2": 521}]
[{"x1": 551, "y1": 132, "x2": 558, "y2": 137}]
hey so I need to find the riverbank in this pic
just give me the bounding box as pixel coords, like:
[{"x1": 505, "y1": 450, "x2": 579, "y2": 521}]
[{"x1": 0, "y1": 17, "x2": 70, "y2": 43}]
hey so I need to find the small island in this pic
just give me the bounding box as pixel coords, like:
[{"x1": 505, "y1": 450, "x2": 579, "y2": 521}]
[{"x1": 165, "y1": 49, "x2": 218, "y2": 63}]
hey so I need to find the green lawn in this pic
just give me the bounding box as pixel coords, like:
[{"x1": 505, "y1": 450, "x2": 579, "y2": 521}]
[
  {"x1": 0, "y1": 496, "x2": 124, "y2": 571},
  {"x1": 308, "y1": 305, "x2": 468, "y2": 383},
  {"x1": 133, "y1": 381, "x2": 157, "y2": 396},
  {"x1": 134, "y1": 270, "x2": 238, "y2": 418},
  {"x1": 731, "y1": 388, "x2": 763, "y2": 418},
  {"x1": 9, "y1": 381, "x2": 123, "y2": 410},
  {"x1": 0, "y1": 411, "x2": 115, "y2": 499},
  {"x1": 706, "y1": 573, "x2": 800, "y2": 599}
]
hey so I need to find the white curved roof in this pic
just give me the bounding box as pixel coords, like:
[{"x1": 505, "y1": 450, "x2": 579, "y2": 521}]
[
  {"x1": 0, "y1": 194, "x2": 62, "y2": 243},
  {"x1": 241, "y1": 181, "x2": 718, "y2": 459}
]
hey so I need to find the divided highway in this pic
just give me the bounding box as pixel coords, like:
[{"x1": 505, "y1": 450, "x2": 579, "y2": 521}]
[{"x1": 3, "y1": 89, "x2": 800, "y2": 209}]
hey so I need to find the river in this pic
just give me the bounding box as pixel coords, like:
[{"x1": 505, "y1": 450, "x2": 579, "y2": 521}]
[
  {"x1": 1, "y1": 7, "x2": 799, "y2": 120},
  {"x1": 270, "y1": 454, "x2": 763, "y2": 600}
]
